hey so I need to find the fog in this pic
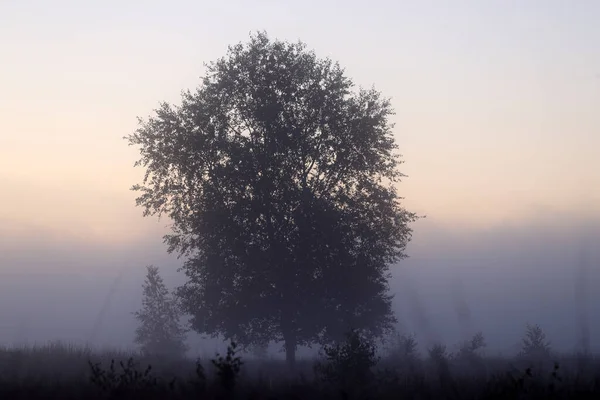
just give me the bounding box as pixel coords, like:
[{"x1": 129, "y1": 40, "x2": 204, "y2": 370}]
[
  {"x1": 2, "y1": 0, "x2": 599, "y2": 364},
  {"x1": 1, "y1": 211, "x2": 597, "y2": 358}
]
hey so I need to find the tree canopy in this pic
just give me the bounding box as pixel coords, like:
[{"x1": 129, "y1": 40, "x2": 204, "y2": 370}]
[{"x1": 127, "y1": 32, "x2": 418, "y2": 366}]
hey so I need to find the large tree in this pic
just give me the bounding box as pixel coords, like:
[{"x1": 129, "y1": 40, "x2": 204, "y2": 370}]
[{"x1": 127, "y1": 32, "x2": 417, "y2": 366}]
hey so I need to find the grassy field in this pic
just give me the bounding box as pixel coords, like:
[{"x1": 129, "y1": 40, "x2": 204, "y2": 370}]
[{"x1": 0, "y1": 334, "x2": 598, "y2": 399}]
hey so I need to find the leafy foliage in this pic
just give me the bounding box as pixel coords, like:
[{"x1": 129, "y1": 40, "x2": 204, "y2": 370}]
[
  {"x1": 427, "y1": 343, "x2": 452, "y2": 379},
  {"x1": 133, "y1": 266, "x2": 188, "y2": 359},
  {"x1": 520, "y1": 323, "x2": 552, "y2": 360},
  {"x1": 455, "y1": 332, "x2": 486, "y2": 360},
  {"x1": 88, "y1": 357, "x2": 165, "y2": 398},
  {"x1": 453, "y1": 332, "x2": 488, "y2": 378},
  {"x1": 428, "y1": 343, "x2": 450, "y2": 364},
  {"x1": 389, "y1": 331, "x2": 419, "y2": 362},
  {"x1": 127, "y1": 31, "x2": 418, "y2": 364},
  {"x1": 314, "y1": 329, "x2": 379, "y2": 392},
  {"x1": 211, "y1": 341, "x2": 244, "y2": 391}
]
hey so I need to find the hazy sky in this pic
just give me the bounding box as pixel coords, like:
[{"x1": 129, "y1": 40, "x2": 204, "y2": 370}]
[{"x1": 0, "y1": 1, "x2": 598, "y2": 354}]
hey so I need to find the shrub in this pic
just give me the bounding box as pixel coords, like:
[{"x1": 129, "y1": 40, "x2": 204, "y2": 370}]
[
  {"x1": 211, "y1": 340, "x2": 243, "y2": 391},
  {"x1": 314, "y1": 329, "x2": 380, "y2": 395},
  {"x1": 88, "y1": 357, "x2": 163, "y2": 398}
]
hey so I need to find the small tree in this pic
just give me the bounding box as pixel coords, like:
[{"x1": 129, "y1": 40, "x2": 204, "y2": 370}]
[
  {"x1": 427, "y1": 343, "x2": 451, "y2": 380},
  {"x1": 519, "y1": 323, "x2": 551, "y2": 359},
  {"x1": 453, "y1": 332, "x2": 487, "y2": 376},
  {"x1": 387, "y1": 331, "x2": 420, "y2": 370},
  {"x1": 428, "y1": 343, "x2": 450, "y2": 365},
  {"x1": 133, "y1": 266, "x2": 188, "y2": 359},
  {"x1": 455, "y1": 331, "x2": 486, "y2": 360},
  {"x1": 391, "y1": 332, "x2": 419, "y2": 359}
]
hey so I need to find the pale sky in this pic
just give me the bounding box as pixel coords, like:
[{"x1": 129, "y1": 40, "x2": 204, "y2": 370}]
[
  {"x1": 2, "y1": 0, "x2": 599, "y2": 246},
  {"x1": 0, "y1": 1, "x2": 599, "y2": 352}
]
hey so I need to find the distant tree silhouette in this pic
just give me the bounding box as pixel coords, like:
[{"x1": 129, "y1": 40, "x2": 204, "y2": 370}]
[
  {"x1": 127, "y1": 31, "x2": 418, "y2": 367},
  {"x1": 456, "y1": 331, "x2": 486, "y2": 359},
  {"x1": 133, "y1": 266, "x2": 188, "y2": 359},
  {"x1": 519, "y1": 323, "x2": 551, "y2": 360},
  {"x1": 249, "y1": 342, "x2": 268, "y2": 360},
  {"x1": 453, "y1": 331, "x2": 487, "y2": 374},
  {"x1": 387, "y1": 331, "x2": 420, "y2": 371}
]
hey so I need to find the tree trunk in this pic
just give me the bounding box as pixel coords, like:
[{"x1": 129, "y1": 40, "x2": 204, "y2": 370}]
[{"x1": 283, "y1": 330, "x2": 297, "y2": 370}]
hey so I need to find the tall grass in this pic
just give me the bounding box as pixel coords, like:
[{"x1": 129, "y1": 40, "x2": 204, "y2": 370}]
[{"x1": 0, "y1": 331, "x2": 598, "y2": 399}]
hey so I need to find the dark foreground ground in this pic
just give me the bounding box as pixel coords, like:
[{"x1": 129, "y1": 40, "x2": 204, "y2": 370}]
[{"x1": 0, "y1": 341, "x2": 598, "y2": 399}]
